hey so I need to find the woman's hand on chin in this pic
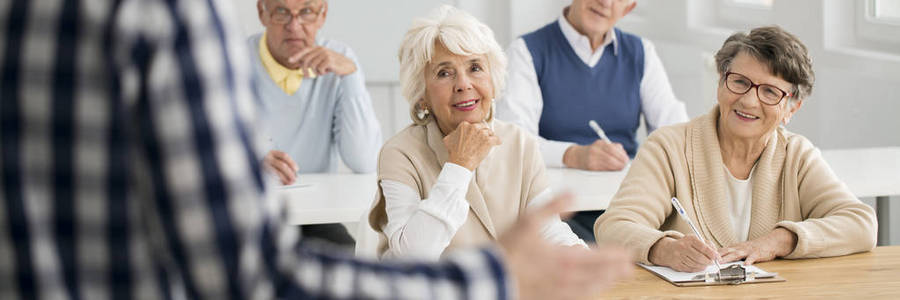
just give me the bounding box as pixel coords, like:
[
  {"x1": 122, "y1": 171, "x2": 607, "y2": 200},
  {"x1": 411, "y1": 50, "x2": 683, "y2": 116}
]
[{"x1": 443, "y1": 121, "x2": 501, "y2": 171}]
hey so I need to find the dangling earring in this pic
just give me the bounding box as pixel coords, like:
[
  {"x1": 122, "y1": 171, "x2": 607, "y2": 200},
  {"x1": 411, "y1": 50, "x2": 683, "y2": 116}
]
[
  {"x1": 416, "y1": 101, "x2": 429, "y2": 120},
  {"x1": 483, "y1": 99, "x2": 495, "y2": 122},
  {"x1": 483, "y1": 99, "x2": 496, "y2": 130}
]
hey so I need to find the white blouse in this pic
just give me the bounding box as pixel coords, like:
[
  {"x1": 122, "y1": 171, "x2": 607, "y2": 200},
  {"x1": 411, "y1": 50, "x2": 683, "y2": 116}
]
[
  {"x1": 380, "y1": 162, "x2": 586, "y2": 260},
  {"x1": 724, "y1": 165, "x2": 754, "y2": 242}
]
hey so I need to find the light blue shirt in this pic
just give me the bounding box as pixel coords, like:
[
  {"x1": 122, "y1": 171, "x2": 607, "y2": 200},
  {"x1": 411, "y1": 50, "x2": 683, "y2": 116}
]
[{"x1": 248, "y1": 33, "x2": 382, "y2": 173}]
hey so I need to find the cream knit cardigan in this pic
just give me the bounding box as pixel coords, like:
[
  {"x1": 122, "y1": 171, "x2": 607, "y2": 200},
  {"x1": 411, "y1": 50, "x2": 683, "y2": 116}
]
[
  {"x1": 369, "y1": 119, "x2": 549, "y2": 257},
  {"x1": 595, "y1": 106, "x2": 877, "y2": 264}
]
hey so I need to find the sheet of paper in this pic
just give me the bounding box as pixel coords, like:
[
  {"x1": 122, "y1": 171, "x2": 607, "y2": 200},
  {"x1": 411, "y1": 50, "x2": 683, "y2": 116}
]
[
  {"x1": 575, "y1": 163, "x2": 631, "y2": 176},
  {"x1": 639, "y1": 261, "x2": 777, "y2": 282},
  {"x1": 276, "y1": 182, "x2": 315, "y2": 190}
]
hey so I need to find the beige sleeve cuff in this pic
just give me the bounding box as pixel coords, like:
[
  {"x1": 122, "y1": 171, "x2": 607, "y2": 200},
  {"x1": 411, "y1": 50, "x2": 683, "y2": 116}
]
[
  {"x1": 775, "y1": 220, "x2": 824, "y2": 259},
  {"x1": 612, "y1": 226, "x2": 684, "y2": 265}
]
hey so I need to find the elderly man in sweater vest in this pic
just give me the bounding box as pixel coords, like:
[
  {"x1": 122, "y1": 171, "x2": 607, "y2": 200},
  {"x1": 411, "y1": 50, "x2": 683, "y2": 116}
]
[
  {"x1": 250, "y1": 0, "x2": 382, "y2": 245},
  {"x1": 497, "y1": 0, "x2": 688, "y2": 242}
]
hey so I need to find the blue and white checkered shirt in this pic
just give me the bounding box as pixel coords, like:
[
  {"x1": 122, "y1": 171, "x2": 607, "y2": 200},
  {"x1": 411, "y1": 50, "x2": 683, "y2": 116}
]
[{"x1": 0, "y1": 0, "x2": 510, "y2": 299}]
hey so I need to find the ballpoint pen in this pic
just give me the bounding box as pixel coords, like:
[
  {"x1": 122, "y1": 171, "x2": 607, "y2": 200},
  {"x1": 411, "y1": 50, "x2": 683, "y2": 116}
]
[
  {"x1": 670, "y1": 197, "x2": 723, "y2": 274},
  {"x1": 588, "y1": 120, "x2": 611, "y2": 142}
]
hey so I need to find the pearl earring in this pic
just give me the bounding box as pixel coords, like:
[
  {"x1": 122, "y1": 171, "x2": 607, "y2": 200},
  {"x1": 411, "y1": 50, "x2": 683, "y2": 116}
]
[
  {"x1": 484, "y1": 99, "x2": 495, "y2": 122},
  {"x1": 416, "y1": 102, "x2": 429, "y2": 120}
]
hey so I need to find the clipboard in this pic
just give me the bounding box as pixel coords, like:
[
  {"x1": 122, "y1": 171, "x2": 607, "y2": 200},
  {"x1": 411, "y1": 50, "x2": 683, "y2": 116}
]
[{"x1": 639, "y1": 262, "x2": 786, "y2": 286}]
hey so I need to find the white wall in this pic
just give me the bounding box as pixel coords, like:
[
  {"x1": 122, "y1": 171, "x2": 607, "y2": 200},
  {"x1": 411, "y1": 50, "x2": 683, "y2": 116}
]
[{"x1": 233, "y1": 0, "x2": 900, "y2": 244}]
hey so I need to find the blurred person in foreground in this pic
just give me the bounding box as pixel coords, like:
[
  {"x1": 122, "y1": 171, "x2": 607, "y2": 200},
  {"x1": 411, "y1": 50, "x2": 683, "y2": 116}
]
[{"x1": 0, "y1": 0, "x2": 631, "y2": 299}]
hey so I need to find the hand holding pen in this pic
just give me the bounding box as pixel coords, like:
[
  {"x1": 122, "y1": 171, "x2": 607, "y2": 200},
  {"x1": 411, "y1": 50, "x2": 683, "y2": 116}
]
[
  {"x1": 647, "y1": 197, "x2": 723, "y2": 273},
  {"x1": 588, "y1": 120, "x2": 611, "y2": 143},
  {"x1": 264, "y1": 149, "x2": 300, "y2": 185},
  {"x1": 561, "y1": 120, "x2": 629, "y2": 171},
  {"x1": 670, "y1": 197, "x2": 723, "y2": 272}
]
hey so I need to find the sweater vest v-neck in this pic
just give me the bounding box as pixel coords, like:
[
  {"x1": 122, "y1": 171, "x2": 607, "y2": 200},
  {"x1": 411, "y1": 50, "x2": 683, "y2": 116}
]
[{"x1": 523, "y1": 24, "x2": 644, "y2": 157}]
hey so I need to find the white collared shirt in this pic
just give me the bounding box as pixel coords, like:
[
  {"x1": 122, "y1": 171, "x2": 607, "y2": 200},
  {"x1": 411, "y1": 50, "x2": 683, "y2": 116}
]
[
  {"x1": 380, "y1": 163, "x2": 586, "y2": 261},
  {"x1": 497, "y1": 13, "x2": 689, "y2": 167}
]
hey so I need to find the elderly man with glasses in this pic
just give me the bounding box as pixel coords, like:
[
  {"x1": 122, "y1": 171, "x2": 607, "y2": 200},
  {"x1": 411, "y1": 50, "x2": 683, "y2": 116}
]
[{"x1": 250, "y1": 0, "x2": 382, "y2": 246}]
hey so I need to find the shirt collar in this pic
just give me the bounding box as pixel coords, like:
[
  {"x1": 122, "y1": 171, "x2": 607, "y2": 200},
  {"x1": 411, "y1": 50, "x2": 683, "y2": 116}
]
[{"x1": 557, "y1": 8, "x2": 619, "y2": 57}]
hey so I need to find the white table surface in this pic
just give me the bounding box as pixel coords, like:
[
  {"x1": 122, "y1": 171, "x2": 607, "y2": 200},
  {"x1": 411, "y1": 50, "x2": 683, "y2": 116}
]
[
  {"x1": 279, "y1": 173, "x2": 377, "y2": 225},
  {"x1": 280, "y1": 147, "x2": 900, "y2": 226},
  {"x1": 821, "y1": 147, "x2": 900, "y2": 198}
]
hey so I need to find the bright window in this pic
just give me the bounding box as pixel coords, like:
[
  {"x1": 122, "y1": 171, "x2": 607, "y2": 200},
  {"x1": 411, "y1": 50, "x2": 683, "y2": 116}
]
[
  {"x1": 873, "y1": 0, "x2": 900, "y2": 23},
  {"x1": 730, "y1": 0, "x2": 773, "y2": 9},
  {"x1": 857, "y1": 0, "x2": 900, "y2": 46},
  {"x1": 714, "y1": 0, "x2": 775, "y2": 29}
]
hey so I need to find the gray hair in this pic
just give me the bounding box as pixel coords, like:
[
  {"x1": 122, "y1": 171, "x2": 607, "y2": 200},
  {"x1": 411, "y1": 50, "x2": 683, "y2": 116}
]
[
  {"x1": 714, "y1": 26, "x2": 814, "y2": 101},
  {"x1": 397, "y1": 5, "x2": 507, "y2": 123}
]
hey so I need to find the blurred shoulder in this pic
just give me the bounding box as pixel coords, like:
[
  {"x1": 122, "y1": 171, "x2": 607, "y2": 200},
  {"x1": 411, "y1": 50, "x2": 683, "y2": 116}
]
[
  {"x1": 319, "y1": 38, "x2": 356, "y2": 57},
  {"x1": 382, "y1": 124, "x2": 427, "y2": 152},
  {"x1": 645, "y1": 119, "x2": 691, "y2": 149},
  {"x1": 779, "y1": 127, "x2": 819, "y2": 160},
  {"x1": 494, "y1": 119, "x2": 538, "y2": 148},
  {"x1": 377, "y1": 124, "x2": 428, "y2": 172},
  {"x1": 247, "y1": 32, "x2": 263, "y2": 48}
]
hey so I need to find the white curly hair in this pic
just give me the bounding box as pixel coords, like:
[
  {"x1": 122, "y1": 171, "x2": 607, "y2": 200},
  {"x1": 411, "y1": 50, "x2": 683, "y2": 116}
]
[{"x1": 397, "y1": 5, "x2": 507, "y2": 124}]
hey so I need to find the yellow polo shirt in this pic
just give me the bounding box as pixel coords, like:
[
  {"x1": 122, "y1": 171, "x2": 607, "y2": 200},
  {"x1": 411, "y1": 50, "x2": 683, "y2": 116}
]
[{"x1": 259, "y1": 33, "x2": 316, "y2": 95}]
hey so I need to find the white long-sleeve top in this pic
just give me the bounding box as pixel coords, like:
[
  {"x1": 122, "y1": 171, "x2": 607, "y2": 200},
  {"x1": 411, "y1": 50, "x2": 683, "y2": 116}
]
[
  {"x1": 497, "y1": 13, "x2": 689, "y2": 167},
  {"x1": 380, "y1": 163, "x2": 586, "y2": 260}
]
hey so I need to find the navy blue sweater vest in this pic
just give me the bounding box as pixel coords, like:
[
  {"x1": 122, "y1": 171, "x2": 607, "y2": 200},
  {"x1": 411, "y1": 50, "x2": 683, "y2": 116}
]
[{"x1": 523, "y1": 24, "x2": 644, "y2": 157}]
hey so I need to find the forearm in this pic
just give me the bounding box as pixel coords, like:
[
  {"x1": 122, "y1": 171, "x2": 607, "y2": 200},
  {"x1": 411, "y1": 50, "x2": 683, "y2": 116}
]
[
  {"x1": 528, "y1": 189, "x2": 586, "y2": 247},
  {"x1": 777, "y1": 208, "x2": 877, "y2": 259},
  {"x1": 542, "y1": 139, "x2": 576, "y2": 168},
  {"x1": 381, "y1": 164, "x2": 472, "y2": 260},
  {"x1": 598, "y1": 218, "x2": 684, "y2": 264},
  {"x1": 785, "y1": 148, "x2": 879, "y2": 258},
  {"x1": 290, "y1": 238, "x2": 512, "y2": 299},
  {"x1": 639, "y1": 39, "x2": 688, "y2": 132},
  {"x1": 335, "y1": 85, "x2": 382, "y2": 173},
  {"x1": 384, "y1": 209, "x2": 468, "y2": 260}
]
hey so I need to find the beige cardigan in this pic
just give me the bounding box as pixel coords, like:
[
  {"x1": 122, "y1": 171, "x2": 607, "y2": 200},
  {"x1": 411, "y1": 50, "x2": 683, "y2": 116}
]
[
  {"x1": 368, "y1": 119, "x2": 549, "y2": 257},
  {"x1": 595, "y1": 106, "x2": 877, "y2": 264}
]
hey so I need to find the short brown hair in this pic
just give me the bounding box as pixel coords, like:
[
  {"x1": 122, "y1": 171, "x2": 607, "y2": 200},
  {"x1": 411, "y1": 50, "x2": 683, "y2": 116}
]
[{"x1": 714, "y1": 26, "x2": 815, "y2": 101}]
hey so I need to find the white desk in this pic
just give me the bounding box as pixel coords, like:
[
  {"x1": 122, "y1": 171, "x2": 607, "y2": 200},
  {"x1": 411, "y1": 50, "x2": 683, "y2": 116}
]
[
  {"x1": 279, "y1": 173, "x2": 377, "y2": 225},
  {"x1": 545, "y1": 167, "x2": 628, "y2": 212},
  {"x1": 280, "y1": 147, "x2": 900, "y2": 246},
  {"x1": 277, "y1": 168, "x2": 630, "y2": 226},
  {"x1": 821, "y1": 147, "x2": 900, "y2": 245}
]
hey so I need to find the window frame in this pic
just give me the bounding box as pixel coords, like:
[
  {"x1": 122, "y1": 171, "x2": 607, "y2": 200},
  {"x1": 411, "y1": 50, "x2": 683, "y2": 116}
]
[
  {"x1": 715, "y1": 0, "x2": 775, "y2": 29},
  {"x1": 856, "y1": 0, "x2": 900, "y2": 45}
]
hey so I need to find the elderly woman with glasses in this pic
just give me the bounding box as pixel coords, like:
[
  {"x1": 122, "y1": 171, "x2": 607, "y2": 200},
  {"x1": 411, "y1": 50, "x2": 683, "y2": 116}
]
[
  {"x1": 368, "y1": 5, "x2": 587, "y2": 261},
  {"x1": 594, "y1": 26, "x2": 877, "y2": 272}
]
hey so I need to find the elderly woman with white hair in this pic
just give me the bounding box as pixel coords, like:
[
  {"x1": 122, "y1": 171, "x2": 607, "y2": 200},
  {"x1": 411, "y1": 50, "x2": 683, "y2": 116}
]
[{"x1": 368, "y1": 5, "x2": 585, "y2": 260}]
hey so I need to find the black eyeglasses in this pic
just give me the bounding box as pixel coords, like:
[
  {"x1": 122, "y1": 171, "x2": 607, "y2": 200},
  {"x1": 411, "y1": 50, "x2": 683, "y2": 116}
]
[
  {"x1": 264, "y1": 3, "x2": 323, "y2": 25},
  {"x1": 724, "y1": 71, "x2": 793, "y2": 105}
]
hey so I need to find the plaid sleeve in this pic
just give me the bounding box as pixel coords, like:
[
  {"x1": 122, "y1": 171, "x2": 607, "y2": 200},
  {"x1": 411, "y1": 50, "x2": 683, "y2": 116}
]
[
  {"x1": 264, "y1": 219, "x2": 512, "y2": 300},
  {"x1": 120, "y1": 0, "x2": 511, "y2": 299}
]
